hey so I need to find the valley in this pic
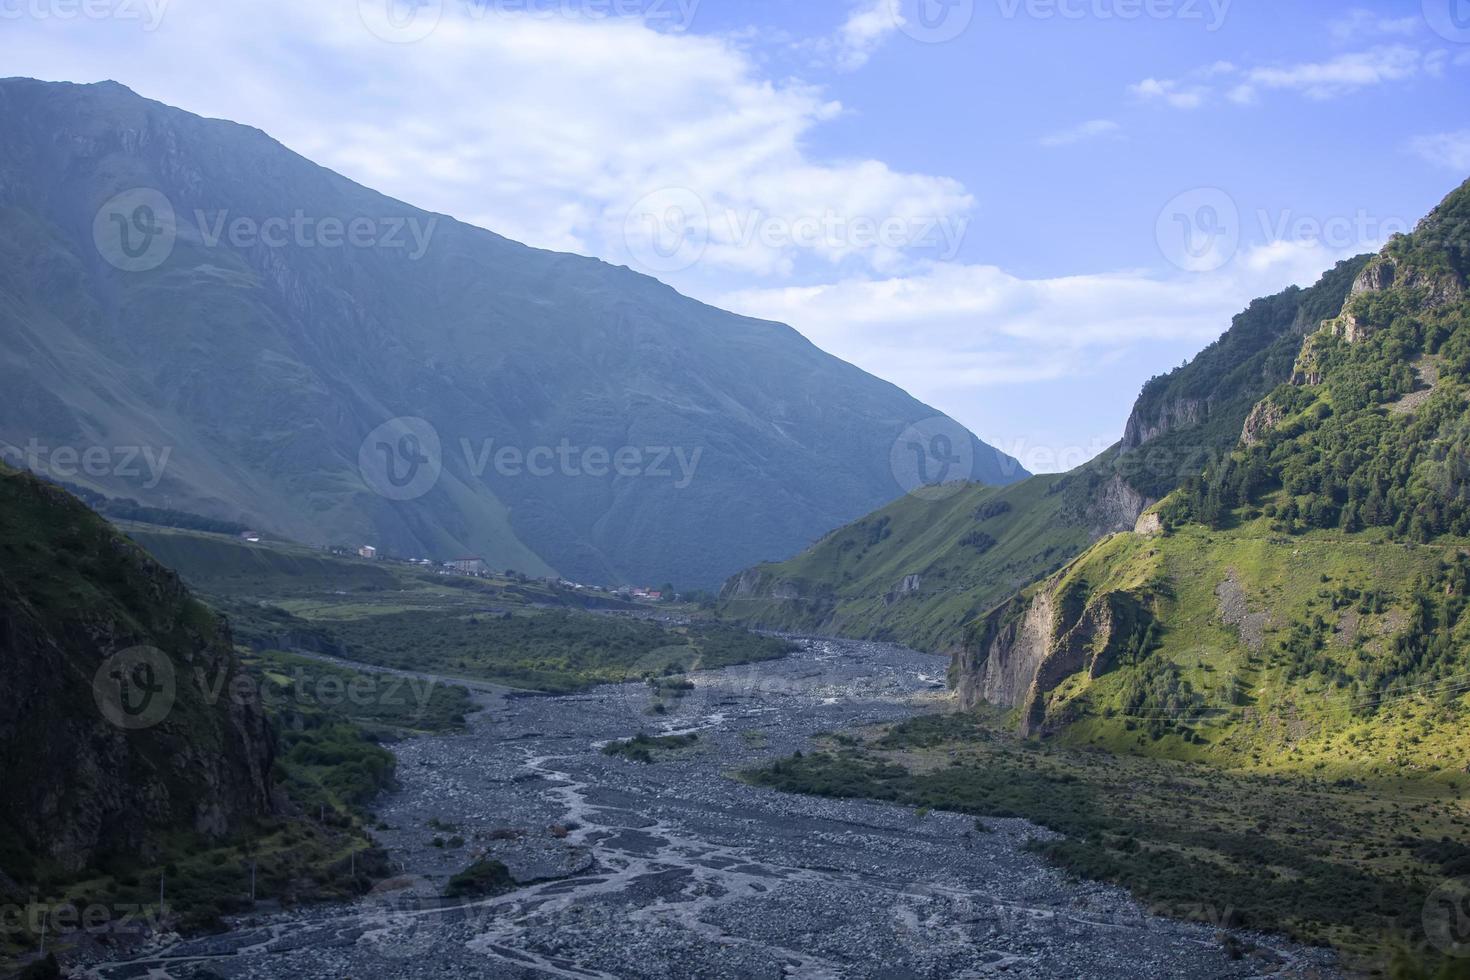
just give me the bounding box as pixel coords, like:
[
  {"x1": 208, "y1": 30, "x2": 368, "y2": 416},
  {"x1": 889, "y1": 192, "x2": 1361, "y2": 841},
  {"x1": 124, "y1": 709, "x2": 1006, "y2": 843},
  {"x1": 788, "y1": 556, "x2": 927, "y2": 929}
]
[
  {"x1": 73, "y1": 639, "x2": 1332, "y2": 980},
  {"x1": 0, "y1": 32, "x2": 1467, "y2": 980}
]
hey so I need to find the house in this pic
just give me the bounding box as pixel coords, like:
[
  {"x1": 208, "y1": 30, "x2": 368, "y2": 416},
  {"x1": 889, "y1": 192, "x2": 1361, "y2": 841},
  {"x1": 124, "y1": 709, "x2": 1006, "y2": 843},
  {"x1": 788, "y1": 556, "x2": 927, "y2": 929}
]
[
  {"x1": 358, "y1": 545, "x2": 378, "y2": 560},
  {"x1": 446, "y1": 556, "x2": 488, "y2": 575}
]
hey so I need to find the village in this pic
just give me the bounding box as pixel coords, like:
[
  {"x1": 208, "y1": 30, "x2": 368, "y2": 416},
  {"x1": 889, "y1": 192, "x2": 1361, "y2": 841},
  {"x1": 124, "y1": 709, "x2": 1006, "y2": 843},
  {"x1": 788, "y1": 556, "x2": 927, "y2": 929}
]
[{"x1": 236, "y1": 529, "x2": 675, "y2": 602}]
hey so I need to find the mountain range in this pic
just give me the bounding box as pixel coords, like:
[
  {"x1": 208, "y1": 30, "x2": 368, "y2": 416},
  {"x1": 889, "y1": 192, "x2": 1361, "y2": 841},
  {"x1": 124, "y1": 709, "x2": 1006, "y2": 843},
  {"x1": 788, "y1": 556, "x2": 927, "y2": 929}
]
[
  {"x1": 726, "y1": 174, "x2": 1470, "y2": 765},
  {"x1": 0, "y1": 78, "x2": 1024, "y2": 590},
  {"x1": 720, "y1": 253, "x2": 1371, "y2": 651}
]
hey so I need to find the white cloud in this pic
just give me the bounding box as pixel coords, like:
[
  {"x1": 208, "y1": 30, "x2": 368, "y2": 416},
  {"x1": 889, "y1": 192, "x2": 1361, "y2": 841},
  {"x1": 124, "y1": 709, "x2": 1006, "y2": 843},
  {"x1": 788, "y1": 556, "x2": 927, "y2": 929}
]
[
  {"x1": 717, "y1": 237, "x2": 1373, "y2": 411},
  {"x1": 1410, "y1": 130, "x2": 1470, "y2": 170},
  {"x1": 834, "y1": 0, "x2": 903, "y2": 70},
  {"x1": 1329, "y1": 9, "x2": 1421, "y2": 43},
  {"x1": 1040, "y1": 119, "x2": 1122, "y2": 148},
  {"x1": 1232, "y1": 45, "x2": 1427, "y2": 102},
  {"x1": 1137, "y1": 44, "x2": 1445, "y2": 109},
  {"x1": 0, "y1": 0, "x2": 966, "y2": 280},
  {"x1": 1130, "y1": 77, "x2": 1207, "y2": 109}
]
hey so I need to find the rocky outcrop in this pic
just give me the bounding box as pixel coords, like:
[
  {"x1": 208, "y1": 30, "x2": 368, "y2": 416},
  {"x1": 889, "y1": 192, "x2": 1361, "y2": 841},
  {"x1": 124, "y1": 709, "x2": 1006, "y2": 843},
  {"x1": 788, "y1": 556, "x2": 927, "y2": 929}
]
[
  {"x1": 881, "y1": 574, "x2": 923, "y2": 605},
  {"x1": 0, "y1": 470, "x2": 277, "y2": 879},
  {"x1": 1349, "y1": 256, "x2": 1396, "y2": 298},
  {"x1": 1083, "y1": 474, "x2": 1153, "y2": 539},
  {"x1": 1320, "y1": 256, "x2": 1464, "y2": 348},
  {"x1": 719, "y1": 567, "x2": 810, "y2": 602},
  {"x1": 1121, "y1": 397, "x2": 1207, "y2": 451},
  {"x1": 1241, "y1": 399, "x2": 1285, "y2": 446},
  {"x1": 956, "y1": 576, "x2": 1149, "y2": 736}
]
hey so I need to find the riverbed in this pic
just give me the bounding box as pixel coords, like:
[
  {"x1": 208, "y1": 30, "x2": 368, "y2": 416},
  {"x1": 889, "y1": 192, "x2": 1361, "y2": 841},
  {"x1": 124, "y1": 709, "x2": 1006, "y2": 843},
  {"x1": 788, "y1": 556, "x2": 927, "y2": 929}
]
[{"x1": 82, "y1": 638, "x2": 1338, "y2": 979}]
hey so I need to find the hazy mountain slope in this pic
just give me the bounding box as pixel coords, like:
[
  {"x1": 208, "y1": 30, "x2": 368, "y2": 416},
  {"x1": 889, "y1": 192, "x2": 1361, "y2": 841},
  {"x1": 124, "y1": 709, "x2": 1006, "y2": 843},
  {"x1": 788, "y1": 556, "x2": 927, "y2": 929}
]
[
  {"x1": 957, "y1": 177, "x2": 1470, "y2": 762},
  {"x1": 720, "y1": 257, "x2": 1369, "y2": 651},
  {"x1": 0, "y1": 78, "x2": 1024, "y2": 590},
  {"x1": 0, "y1": 464, "x2": 275, "y2": 885}
]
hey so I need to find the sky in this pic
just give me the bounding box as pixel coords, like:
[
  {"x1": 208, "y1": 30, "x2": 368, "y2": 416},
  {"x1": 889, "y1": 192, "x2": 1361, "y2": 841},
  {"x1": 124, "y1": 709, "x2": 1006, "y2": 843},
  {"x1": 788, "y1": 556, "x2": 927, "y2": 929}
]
[{"x1": 2, "y1": 0, "x2": 1468, "y2": 472}]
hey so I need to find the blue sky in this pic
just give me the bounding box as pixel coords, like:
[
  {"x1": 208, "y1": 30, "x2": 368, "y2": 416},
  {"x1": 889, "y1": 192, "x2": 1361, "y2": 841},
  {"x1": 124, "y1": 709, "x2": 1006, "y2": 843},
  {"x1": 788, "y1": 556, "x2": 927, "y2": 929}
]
[{"x1": 3, "y1": 0, "x2": 1468, "y2": 471}]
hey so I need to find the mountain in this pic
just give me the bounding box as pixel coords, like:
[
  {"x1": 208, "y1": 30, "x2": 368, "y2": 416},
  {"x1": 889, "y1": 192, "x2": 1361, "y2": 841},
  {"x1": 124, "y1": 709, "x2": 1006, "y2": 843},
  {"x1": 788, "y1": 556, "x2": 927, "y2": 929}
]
[
  {"x1": 0, "y1": 78, "x2": 1024, "y2": 591},
  {"x1": 0, "y1": 464, "x2": 275, "y2": 886},
  {"x1": 720, "y1": 256, "x2": 1370, "y2": 652},
  {"x1": 957, "y1": 176, "x2": 1470, "y2": 753}
]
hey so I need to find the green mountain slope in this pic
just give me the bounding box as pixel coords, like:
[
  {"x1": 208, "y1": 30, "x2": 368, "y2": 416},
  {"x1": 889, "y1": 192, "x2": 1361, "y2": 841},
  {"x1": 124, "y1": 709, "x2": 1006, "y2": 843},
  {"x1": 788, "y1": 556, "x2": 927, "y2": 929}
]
[
  {"x1": 958, "y1": 176, "x2": 1470, "y2": 767},
  {"x1": 720, "y1": 256, "x2": 1370, "y2": 652},
  {"x1": 0, "y1": 77, "x2": 1024, "y2": 590},
  {"x1": 0, "y1": 464, "x2": 275, "y2": 885}
]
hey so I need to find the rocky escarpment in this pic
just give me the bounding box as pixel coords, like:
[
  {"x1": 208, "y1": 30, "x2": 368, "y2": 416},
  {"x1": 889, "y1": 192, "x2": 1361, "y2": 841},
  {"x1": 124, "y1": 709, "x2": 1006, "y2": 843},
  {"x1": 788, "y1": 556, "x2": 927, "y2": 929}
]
[
  {"x1": 956, "y1": 570, "x2": 1151, "y2": 736},
  {"x1": 0, "y1": 468, "x2": 276, "y2": 881},
  {"x1": 1241, "y1": 399, "x2": 1285, "y2": 446},
  {"x1": 1120, "y1": 397, "x2": 1208, "y2": 451},
  {"x1": 1080, "y1": 473, "x2": 1153, "y2": 539},
  {"x1": 720, "y1": 567, "x2": 820, "y2": 603},
  {"x1": 1292, "y1": 248, "x2": 1465, "y2": 387}
]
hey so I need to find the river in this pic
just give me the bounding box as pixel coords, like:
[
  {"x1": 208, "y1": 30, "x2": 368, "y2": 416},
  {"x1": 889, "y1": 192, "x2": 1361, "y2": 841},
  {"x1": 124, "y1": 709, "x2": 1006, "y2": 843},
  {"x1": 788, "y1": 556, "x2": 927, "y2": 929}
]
[{"x1": 81, "y1": 638, "x2": 1336, "y2": 979}]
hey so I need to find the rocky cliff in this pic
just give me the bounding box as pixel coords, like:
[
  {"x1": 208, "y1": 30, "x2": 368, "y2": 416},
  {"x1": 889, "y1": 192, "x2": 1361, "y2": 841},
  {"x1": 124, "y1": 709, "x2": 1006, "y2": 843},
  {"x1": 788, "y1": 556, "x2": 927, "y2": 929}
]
[
  {"x1": 955, "y1": 553, "x2": 1153, "y2": 735},
  {"x1": 0, "y1": 467, "x2": 276, "y2": 881}
]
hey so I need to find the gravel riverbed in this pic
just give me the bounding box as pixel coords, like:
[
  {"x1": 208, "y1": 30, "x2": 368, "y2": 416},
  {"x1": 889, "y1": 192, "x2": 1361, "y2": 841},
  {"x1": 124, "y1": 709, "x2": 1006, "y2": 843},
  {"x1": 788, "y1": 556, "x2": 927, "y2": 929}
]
[{"x1": 81, "y1": 638, "x2": 1339, "y2": 979}]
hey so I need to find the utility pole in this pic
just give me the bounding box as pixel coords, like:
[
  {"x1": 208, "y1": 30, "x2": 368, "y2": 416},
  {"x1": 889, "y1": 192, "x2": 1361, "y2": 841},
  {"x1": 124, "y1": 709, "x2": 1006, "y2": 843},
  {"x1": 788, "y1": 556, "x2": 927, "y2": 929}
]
[
  {"x1": 250, "y1": 860, "x2": 257, "y2": 903},
  {"x1": 38, "y1": 910, "x2": 46, "y2": 958}
]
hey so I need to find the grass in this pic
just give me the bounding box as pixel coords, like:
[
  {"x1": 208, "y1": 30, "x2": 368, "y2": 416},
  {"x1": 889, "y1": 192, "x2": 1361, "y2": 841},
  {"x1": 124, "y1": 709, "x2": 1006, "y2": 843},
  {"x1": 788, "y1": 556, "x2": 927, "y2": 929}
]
[
  {"x1": 442, "y1": 858, "x2": 515, "y2": 899},
  {"x1": 746, "y1": 711, "x2": 1470, "y2": 975},
  {"x1": 322, "y1": 611, "x2": 794, "y2": 693},
  {"x1": 246, "y1": 648, "x2": 475, "y2": 735},
  {"x1": 601, "y1": 732, "x2": 700, "y2": 763},
  {"x1": 977, "y1": 515, "x2": 1470, "y2": 773},
  {"x1": 720, "y1": 473, "x2": 1091, "y2": 653},
  {"x1": 127, "y1": 525, "x2": 795, "y2": 694}
]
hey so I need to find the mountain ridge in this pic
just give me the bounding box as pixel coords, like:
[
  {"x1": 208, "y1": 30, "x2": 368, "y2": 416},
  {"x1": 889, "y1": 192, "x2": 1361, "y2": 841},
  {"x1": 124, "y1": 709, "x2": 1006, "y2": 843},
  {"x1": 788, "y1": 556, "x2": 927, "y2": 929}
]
[{"x1": 0, "y1": 77, "x2": 1025, "y2": 589}]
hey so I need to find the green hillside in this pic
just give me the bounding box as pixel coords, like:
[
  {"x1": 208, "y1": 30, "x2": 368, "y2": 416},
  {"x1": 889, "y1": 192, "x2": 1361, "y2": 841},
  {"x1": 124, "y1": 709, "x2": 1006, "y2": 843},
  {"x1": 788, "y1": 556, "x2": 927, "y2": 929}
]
[
  {"x1": 987, "y1": 175, "x2": 1470, "y2": 759},
  {"x1": 0, "y1": 467, "x2": 399, "y2": 970},
  {"x1": 720, "y1": 256, "x2": 1370, "y2": 653},
  {"x1": 747, "y1": 178, "x2": 1470, "y2": 972}
]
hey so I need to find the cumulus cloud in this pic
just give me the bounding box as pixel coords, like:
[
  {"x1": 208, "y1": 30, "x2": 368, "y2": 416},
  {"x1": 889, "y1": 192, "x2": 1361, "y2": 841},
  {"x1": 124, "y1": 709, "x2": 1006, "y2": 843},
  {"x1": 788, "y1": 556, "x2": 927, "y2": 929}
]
[
  {"x1": 0, "y1": 0, "x2": 1421, "y2": 453},
  {"x1": 716, "y1": 236, "x2": 1381, "y2": 423},
  {"x1": 833, "y1": 0, "x2": 903, "y2": 70},
  {"x1": 1040, "y1": 119, "x2": 1122, "y2": 148},
  {"x1": 0, "y1": 0, "x2": 965, "y2": 279}
]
